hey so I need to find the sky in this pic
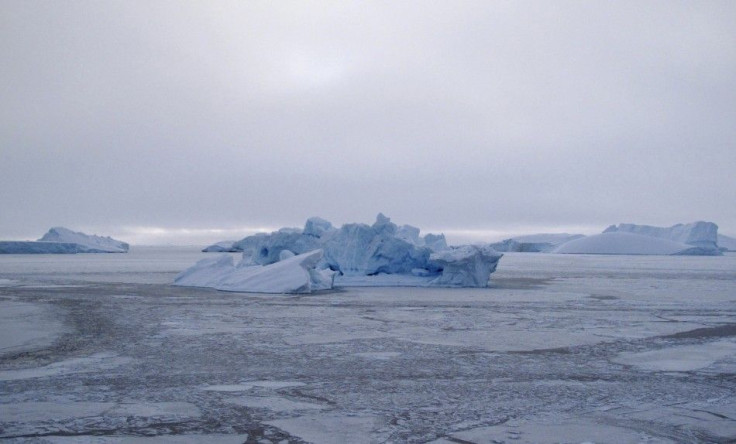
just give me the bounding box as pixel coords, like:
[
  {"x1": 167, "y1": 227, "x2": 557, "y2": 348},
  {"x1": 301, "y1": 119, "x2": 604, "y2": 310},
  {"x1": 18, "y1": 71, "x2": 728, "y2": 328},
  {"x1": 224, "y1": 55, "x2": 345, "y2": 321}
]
[{"x1": 1, "y1": 1, "x2": 735, "y2": 245}]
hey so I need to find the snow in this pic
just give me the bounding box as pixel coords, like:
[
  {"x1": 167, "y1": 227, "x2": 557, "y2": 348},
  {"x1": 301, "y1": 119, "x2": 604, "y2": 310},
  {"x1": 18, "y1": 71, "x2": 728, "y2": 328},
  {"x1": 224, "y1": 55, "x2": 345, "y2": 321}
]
[
  {"x1": 173, "y1": 249, "x2": 333, "y2": 294},
  {"x1": 0, "y1": 227, "x2": 129, "y2": 254},
  {"x1": 604, "y1": 221, "x2": 721, "y2": 254},
  {"x1": 552, "y1": 232, "x2": 711, "y2": 255},
  {"x1": 185, "y1": 214, "x2": 499, "y2": 292}
]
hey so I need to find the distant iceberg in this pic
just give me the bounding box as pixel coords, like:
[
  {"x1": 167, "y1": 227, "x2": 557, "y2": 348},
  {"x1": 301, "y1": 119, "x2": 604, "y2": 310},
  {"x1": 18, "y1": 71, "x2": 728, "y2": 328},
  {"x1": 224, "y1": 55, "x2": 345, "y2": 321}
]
[
  {"x1": 490, "y1": 233, "x2": 584, "y2": 253},
  {"x1": 718, "y1": 234, "x2": 736, "y2": 252},
  {"x1": 0, "y1": 227, "x2": 129, "y2": 254},
  {"x1": 201, "y1": 240, "x2": 239, "y2": 252},
  {"x1": 553, "y1": 221, "x2": 722, "y2": 256},
  {"x1": 603, "y1": 222, "x2": 720, "y2": 253},
  {"x1": 176, "y1": 214, "x2": 503, "y2": 293},
  {"x1": 552, "y1": 232, "x2": 714, "y2": 255}
]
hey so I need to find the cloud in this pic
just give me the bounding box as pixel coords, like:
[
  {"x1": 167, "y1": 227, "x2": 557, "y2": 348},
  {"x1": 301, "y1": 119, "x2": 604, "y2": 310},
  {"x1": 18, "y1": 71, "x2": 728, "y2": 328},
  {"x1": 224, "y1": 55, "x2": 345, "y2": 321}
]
[{"x1": 1, "y1": 1, "x2": 735, "y2": 243}]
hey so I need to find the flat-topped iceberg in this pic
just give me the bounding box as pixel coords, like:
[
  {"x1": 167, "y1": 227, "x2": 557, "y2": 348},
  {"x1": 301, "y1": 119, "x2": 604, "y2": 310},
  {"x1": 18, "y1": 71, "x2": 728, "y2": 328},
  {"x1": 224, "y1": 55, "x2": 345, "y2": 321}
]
[
  {"x1": 0, "y1": 227, "x2": 129, "y2": 254},
  {"x1": 603, "y1": 221, "x2": 720, "y2": 253},
  {"x1": 176, "y1": 214, "x2": 503, "y2": 293},
  {"x1": 552, "y1": 232, "x2": 713, "y2": 255}
]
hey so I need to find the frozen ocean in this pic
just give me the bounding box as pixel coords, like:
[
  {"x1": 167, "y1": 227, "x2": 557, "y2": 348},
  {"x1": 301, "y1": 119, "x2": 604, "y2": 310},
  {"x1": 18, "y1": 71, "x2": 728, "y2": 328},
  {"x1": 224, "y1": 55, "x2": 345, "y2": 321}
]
[{"x1": 1, "y1": 247, "x2": 735, "y2": 443}]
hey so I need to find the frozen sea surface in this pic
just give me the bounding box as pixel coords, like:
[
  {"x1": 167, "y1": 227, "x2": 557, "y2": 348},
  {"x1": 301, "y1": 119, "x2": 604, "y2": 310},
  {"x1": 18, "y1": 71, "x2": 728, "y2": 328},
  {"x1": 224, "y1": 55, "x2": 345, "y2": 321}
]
[{"x1": 0, "y1": 248, "x2": 735, "y2": 443}]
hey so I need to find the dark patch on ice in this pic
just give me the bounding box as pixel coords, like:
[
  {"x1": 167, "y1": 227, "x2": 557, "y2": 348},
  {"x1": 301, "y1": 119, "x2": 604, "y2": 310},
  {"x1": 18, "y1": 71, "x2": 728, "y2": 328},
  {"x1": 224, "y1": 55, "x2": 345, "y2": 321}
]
[
  {"x1": 507, "y1": 346, "x2": 572, "y2": 355},
  {"x1": 488, "y1": 277, "x2": 553, "y2": 290},
  {"x1": 589, "y1": 293, "x2": 620, "y2": 300},
  {"x1": 659, "y1": 324, "x2": 736, "y2": 340}
]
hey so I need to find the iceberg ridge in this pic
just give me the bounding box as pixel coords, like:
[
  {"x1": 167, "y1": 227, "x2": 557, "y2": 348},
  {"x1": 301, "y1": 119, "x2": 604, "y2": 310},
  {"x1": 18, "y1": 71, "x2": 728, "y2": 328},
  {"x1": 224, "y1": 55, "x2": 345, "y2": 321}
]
[{"x1": 178, "y1": 214, "x2": 503, "y2": 293}]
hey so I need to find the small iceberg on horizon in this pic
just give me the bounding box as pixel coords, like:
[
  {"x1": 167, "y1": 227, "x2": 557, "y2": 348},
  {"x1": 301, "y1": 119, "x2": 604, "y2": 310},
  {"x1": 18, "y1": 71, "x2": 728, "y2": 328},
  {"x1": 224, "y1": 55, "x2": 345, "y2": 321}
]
[
  {"x1": 175, "y1": 214, "x2": 503, "y2": 294},
  {"x1": 0, "y1": 227, "x2": 129, "y2": 254}
]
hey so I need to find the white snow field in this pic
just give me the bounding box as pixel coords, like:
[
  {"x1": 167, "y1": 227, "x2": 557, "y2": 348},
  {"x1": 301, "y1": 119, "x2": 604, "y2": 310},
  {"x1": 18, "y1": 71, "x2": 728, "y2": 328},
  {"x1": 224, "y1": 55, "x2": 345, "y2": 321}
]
[
  {"x1": 183, "y1": 214, "x2": 502, "y2": 293},
  {"x1": 0, "y1": 248, "x2": 735, "y2": 442},
  {"x1": 0, "y1": 227, "x2": 129, "y2": 254}
]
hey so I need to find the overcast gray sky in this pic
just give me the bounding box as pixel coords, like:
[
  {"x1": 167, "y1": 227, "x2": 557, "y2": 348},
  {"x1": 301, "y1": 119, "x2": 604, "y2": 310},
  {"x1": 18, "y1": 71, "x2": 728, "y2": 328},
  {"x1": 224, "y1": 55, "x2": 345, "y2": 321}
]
[{"x1": 1, "y1": 1, "x2": 735, "y2": 245}]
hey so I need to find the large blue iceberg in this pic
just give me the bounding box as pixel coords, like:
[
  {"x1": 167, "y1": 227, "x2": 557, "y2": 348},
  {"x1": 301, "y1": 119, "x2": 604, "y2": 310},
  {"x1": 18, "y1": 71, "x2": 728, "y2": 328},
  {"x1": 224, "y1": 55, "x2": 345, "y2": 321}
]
[
  {"x1": 553, "y1": 221, "x2": 723, "y2": 256},
  {"x1": 177, "y1": 214, "x2": 503, "y2": 293},
  {"x1": 0, "y1": 227, "x2": 129, "y2": 254}
]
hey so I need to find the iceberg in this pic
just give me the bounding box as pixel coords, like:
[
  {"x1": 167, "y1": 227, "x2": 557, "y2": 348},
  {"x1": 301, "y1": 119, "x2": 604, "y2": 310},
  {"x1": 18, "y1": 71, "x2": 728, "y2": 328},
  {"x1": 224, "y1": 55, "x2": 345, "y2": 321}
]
[
  {"x1": 718, "y1": 234, "x2": 736, "y2": 252},
  {"x1": 603, "y1": 221, "x2": 720, "y2": 254},
  {"x1": 174, "y1": 249, "x2": 334, "y2": 294},
  {"x1": 552, "y1": 232, "x2": 715, "y2": 256},
  {"x1": 202, "y1": 241, "x2": 239, "y2": 253},
  {"x1": 176, "y1": 214, "x2": 502, "y2": 293},
  {"x1": 428, "y1": 244, "x2": 502, "y2": 287},
  {"x1": 0, "y1": 227, "x2": 129, "y2": 254},
  {"x1": 490, "y1": 233, "x2": 584, "y2": 253}
]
